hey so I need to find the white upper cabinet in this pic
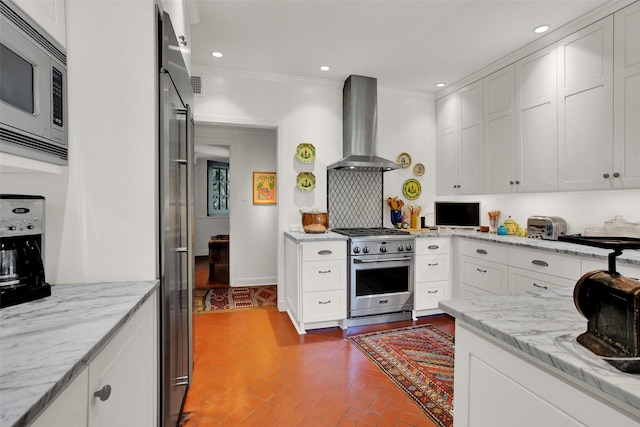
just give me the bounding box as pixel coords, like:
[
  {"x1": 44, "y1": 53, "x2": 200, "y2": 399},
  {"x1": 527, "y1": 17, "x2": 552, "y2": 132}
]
[
  {"x1": 484, "y1": 65, "x2": 516, "y2": 193},
  {"x1": 12, "y1": 0, "x2": 66, "y2": 47},
  {"x1": 436, "y1": 82, "x2": 485, "y2": 195},
  {"x1": 159, "y1": 0, "x2": 192, "y2": 75},
  {"x1": 515, "y1": 45, "x2": 559, "y2": 192},
  {"x1": 613, "y1": 1, "x2": 640, "y2": 188},
  {"x1": 557, "y1": 16, "x2": 614, "y2": 190}
]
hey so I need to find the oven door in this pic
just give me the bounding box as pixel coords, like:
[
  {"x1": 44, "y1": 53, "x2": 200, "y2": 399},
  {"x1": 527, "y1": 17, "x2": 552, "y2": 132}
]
[{"x1": 349, "y1": 253, "x2": 414, "y2": 317}]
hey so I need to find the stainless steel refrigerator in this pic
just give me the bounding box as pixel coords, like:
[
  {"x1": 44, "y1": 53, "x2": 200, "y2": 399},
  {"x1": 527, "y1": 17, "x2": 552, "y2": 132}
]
[{"x1": 158, "y1": 10, "x2": 194, "y2": 427}]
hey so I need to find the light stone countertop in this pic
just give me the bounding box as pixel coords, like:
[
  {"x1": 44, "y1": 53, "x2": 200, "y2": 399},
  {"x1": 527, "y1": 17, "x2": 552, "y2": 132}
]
[
  {"x1": 440, "y1": 288, "x2": 640, "y2": 415},
  {"x1": 0, "y1": 280, "x2": 159, "y2": 427},
  {"x1": 284, "y1": 230, "x2": 349, "y2": 243}
]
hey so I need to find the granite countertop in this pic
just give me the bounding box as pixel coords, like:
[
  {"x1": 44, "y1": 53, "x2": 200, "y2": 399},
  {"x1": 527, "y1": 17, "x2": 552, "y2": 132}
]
[
  {"x1": 284, "y1": 230, "x2": 349, "y2": 242},
  {"x1": 413, "y1": 230, "x2": 640, "y2": 266},
  {"x1": 0, "y1": 280, "x2": 159, "y2": 427},
  {"x1": 440, "y1": 288, "x2": 640, "y2": 414}
]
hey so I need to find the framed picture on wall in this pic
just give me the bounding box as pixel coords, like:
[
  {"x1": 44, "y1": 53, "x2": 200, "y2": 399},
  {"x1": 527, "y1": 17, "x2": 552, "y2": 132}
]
[{"x1": 253, "y1": 171, "x2": 277, "y2": 204}]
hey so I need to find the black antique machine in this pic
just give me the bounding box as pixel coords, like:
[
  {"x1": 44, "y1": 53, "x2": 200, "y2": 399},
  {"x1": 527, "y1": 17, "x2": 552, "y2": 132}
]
[{"x1": 559, "y1": 235, "x2": 640, "y2": 373}]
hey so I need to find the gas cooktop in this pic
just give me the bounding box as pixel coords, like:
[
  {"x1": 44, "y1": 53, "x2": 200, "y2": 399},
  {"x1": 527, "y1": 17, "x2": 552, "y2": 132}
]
[{"x1": 332, "y1": 227, "x2": 411, "y2": 238}]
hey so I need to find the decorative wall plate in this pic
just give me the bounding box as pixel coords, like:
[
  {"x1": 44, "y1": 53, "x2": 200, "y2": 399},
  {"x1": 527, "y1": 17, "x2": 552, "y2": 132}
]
[
  {"x1": 402, "y1": 178, "x2": 421, "y2": 200},
  {"x1": 296, "y1": 143, "x2": 316, "y2": 163},
  {"x1": 397, "y1": 152, "x2": 412, "y2": 168},
  {"x1": 414, "y1": 163, "x2": 425, "y2": 176},
  {"x1": 296, "y1": 172, "x2": 316, "y2": 191}
]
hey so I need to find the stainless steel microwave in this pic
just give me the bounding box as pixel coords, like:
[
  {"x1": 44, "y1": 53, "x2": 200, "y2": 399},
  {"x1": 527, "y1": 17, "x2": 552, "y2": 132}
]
[{"x1": 0, "y1": 0, "x2": 68, "y2": 165}]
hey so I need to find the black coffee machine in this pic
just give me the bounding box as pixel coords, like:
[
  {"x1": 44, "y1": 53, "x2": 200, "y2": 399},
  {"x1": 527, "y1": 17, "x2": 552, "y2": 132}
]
[{"x1": 0, "y1": 195, "x2": 51, "y2": 308}]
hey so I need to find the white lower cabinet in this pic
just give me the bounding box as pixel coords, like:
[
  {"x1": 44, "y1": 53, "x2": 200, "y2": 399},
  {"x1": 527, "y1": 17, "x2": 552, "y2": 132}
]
[
  {"x1": 453, "y1": 322, "x2": 640, "y2": 427},
  {"x1": 414, "y1": 238, "x2": 451, "y2": 316},
  {"x1": 29, "y1": 292, "x2": 158, "y2": 427},
  {"x1": 285, "y1": 236, "x2": 347, "y2": 334},
  {"x1": 507, "y1": 246, "x2": 581, "y2": 294},
  {"x1": 457, "y1": 239, "x2": 508, "y2": 296}
]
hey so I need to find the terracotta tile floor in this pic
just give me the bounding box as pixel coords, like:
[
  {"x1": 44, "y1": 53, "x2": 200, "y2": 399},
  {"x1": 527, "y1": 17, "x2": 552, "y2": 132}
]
[{"x1": 183, "y1": 294, "x2": 455, "y2": 426}]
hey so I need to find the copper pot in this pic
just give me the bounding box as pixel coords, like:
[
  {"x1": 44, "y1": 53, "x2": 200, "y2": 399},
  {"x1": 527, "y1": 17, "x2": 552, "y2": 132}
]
[{"x1": 300, "y1": 210, "x2": 328, "y2": 234}]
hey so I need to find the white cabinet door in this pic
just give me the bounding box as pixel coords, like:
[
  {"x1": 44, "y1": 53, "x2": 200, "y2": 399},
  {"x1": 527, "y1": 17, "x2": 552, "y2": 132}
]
[
  {"x1": 484, "y1": 65, "x2": 516, "y2": 194},
  {"x1": 516, "y1": 44, "x2": 559, "y2": 192},
  {"x1": 436, "y1": 94, "x2": 459, "y2": 194},
  {"x1": 30, "y1": 368, "x2": 88, "y2": 427},
  {"x1": 88, "y1": 294, "x2": 157, "y2": 427},
  {"x1": 558, "y1": 16, "x2": 614, "y2": 190},
  {"x1": 12, "y1": 0, "x2": 66, "y2": 47},
  {"x1": 614, "y1": 1, "x2": 640, "y2": 188},
  {"x1": 458, "y1": 82, "x2": 484, "y2": 194}
]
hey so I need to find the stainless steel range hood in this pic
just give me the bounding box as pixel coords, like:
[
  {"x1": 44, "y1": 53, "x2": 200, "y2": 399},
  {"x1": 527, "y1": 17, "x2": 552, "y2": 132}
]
[{"x1": 327, "y1": 75, "x2": 402, "y2": 171}]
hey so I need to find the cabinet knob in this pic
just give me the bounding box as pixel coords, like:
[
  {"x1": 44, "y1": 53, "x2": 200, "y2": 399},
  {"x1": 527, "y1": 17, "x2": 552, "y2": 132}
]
[
  {"x1": 515, "y1": 180, "x2": 520, "y2": 184},
  {"x1": 510, "y1": 181, "x2": 514, "y2": 185},
  {"x1": 613, "y1": 172, "x2": 620, "y2": 178},
  {"x1": 93, "y1": 385, "x2": 112, "y2": 402},
  {"x1": 603, "y1": 173, "x2": 610, "y2": 179},
  {"x1": 178, "y1": 35, "x2": 187, "y2": 46}
]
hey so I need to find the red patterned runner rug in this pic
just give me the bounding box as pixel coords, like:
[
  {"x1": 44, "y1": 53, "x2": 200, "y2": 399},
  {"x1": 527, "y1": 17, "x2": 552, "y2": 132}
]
[
  {"x1": 348, "y1": 324, "x2": 454, "y2": 427},
  {"x1": 194, "y1": 285, "x2": 277, "y2": 313}
]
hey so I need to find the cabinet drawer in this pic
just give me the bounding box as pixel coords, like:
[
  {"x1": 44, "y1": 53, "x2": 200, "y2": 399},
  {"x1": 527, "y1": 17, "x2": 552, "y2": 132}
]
[
  {"x1": 303, "y1": 290, "x2": 346, "y2": 322},
  {"x1": 302, "y1": 260, "x2": 346, "y2": 292},
  {"x1": 458, "y1": 239, "x2": 508, "y2": 264},
  {"x1": 508, "y1": 247, "x2": 580, "y2": 280},
  {"x1": 415, "y1": 282, "x2": 448, "y2": 310},
  {"x1": 302, "y1": 241, "x2": 345, "y2": 262},
  {"x1": 509, "y1": 267, "x2": 575, "y2": 294},
  {"x1": 416, "y1": 238, "x2": 451, "y2": 254},
  {"x1": 459, "y1": 282, "x2": 497, "y2": 298},
  {"x1": 461, "y1": 256, "x2": 508, "y2": 294},
  {"x1": 415, "y1": 254, "x2": 450, "y2": 282}
]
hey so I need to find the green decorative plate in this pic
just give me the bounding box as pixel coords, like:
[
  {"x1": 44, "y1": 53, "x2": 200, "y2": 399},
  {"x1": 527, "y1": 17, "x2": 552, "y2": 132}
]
[
  {"x1": 296, "y1": 172, "x2": 316, "y2": 191},
  {"x1": 296, "y1": 143, "x2": 316, "y2": 163},
  {"x1": 402, "y1": 178, "x2": 421, "y2": 200}
]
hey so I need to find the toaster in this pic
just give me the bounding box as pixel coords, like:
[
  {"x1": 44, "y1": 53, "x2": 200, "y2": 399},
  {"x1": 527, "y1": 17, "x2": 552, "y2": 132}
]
[{"x1": 527, "y1": 216, "x2": 567, "y2": 240}]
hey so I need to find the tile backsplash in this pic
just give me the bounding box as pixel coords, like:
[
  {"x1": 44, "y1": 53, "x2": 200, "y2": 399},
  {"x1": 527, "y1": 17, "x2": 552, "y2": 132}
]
[{"x1": 327, "y1": 168, "x2": 383, "y2": 228}]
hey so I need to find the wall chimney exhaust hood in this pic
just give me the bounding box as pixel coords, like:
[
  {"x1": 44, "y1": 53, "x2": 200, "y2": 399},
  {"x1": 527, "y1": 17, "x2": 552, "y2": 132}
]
[{"x1": 327, "y1": 75, "x2": 402, "y2": 171}]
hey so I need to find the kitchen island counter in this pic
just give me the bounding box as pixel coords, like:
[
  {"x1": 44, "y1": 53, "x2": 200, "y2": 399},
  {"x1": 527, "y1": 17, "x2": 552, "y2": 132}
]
[
  {"x1": 440, "y1": 288, "x2": 640, "y2": 423},
  {"x1": 0, "y1": 280, "x2": 158, "y2": 427}
]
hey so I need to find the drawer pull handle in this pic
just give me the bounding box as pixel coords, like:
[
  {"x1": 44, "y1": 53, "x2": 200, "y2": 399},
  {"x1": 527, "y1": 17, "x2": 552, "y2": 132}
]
[
  {"x1": 94, "y1": 385, "x2": 112, "y2": 402},
  {"x1": 477, "y1": 268, "x2": 487, "y2": 273},
  {"x1": 427, "y1": 290, "x2": 439, "y2": 294},
  {"x1": 476, "y1": 249, "x2": 487, "y2": 255},
  {"x1": 318, "y1": 300, "x2": 332, "y2": 305},
  {"x1": 318, "y1": 270, "x2": 331, "y2": 274},
  {"x1": 428, "y1": 245, "x2": 440, "y2": 250},
  {"x1": 318, "y1": 250, "x2": 332, "y2": 255},
  {"x1": 533, "y1": 283, "x2": 548, "y2": 290},
  {"x1": 379, "y1": 299, "x2": 389, "y2": 304},
  {"x1": 428, "y1": 263, "x2": 439, "y2": 266},
  {"x1": 532, "y1": 260, "x2": 549, "y2": 267}
]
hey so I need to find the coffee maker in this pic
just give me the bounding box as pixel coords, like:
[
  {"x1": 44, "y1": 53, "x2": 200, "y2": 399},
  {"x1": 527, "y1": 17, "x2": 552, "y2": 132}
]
[{"x1": 0, "y1": 195, "x2": 50, "y2": 308}]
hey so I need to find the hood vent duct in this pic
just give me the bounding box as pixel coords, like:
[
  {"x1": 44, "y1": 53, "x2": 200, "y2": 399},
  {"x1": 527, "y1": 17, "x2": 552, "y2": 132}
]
[{"x1": 327, "y1": 75, "x2": 402, "y2": 171}]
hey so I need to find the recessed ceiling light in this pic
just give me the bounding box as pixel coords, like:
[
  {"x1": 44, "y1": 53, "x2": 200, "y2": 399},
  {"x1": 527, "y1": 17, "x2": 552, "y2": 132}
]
[
  {"x1": 435, "y1": 82, "x2": 446, "y2": 88},
  {"x1": 533, "y1": 24, "x2": 550, "y2": 34},
  {"x1": 211, "y1": 51, "x2": 223, "y2": 58},
  {"x1": 320, "y1": 65, "x2": 330, "y2": 71}
]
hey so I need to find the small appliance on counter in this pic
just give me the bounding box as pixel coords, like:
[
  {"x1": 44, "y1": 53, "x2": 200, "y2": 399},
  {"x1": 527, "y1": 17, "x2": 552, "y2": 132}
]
[
  {"x1": 0, "y1": 194, "x2": 50, "y2": 308},
  {"x1": 559, "y1": 235, "x2": 640, "y2": 373},
  {"x1": 527, "y1": 216, "x2": 567, "y2": 240}
]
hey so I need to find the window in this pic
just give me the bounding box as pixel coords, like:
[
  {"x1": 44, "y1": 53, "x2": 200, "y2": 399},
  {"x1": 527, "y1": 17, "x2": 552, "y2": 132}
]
[{"x1": 207, "y1": 161, "x2": 230, "y2": 216}]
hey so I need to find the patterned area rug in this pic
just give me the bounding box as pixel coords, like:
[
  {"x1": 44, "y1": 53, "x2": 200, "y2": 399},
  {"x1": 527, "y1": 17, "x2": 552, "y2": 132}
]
[
  {"x1": 194, "y1": 286, "x2": 277, "y2": 314},
  {"x1": 348, "y1": 324, "x2": 454, "y2": 427}
]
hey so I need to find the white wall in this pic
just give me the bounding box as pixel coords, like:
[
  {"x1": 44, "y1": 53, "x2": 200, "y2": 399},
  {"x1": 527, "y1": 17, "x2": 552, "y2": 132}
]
[
  {"x1": 194, "y1": 125, "x2": 277, "y2": 287},
  {"x1": 0, "y1": 0, "x2": 157, "y2": 284}
]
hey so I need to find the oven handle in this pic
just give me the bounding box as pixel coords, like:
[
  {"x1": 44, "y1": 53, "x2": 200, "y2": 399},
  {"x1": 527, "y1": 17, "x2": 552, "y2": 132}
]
[{"x1": 353, "y1": 257, "x2": 412, "y2": 264}]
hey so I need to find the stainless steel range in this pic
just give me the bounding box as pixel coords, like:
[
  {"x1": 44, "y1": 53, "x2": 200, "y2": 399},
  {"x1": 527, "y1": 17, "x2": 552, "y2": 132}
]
[{"x1": 332, "y1": 228, "x2": 415, "y2": 326}]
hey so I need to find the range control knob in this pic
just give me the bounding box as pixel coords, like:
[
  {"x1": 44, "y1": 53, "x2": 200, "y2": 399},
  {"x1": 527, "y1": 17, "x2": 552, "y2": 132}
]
[
  {"x1": 362, "y1": 246, "x2": 370, "y2": 254},
  {"x1": 353, "y1": 246, "x2": 360, "y2": 254},
  {"x1": 380, "y1": 245, "x2": 388, "y2": 253},
  {"x1": 26, "y1": 225, "x2": 35, "y2": 230},
  {"x1": 397, "y1": 244, "x2": 404, "y2": 251},
  {"x1": 405, "y1": 244, "x2": 413, "y2": 251}
]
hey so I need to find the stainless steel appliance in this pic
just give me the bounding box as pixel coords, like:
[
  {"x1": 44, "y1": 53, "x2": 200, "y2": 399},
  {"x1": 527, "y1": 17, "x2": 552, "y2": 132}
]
[
  {"x1": 333, "y1": 228, "x2": 414, "y2": 326},
  {"x1": 158, "y1": 10, "x2": 194, "y2": 427},
  {"x1": 0, "y1": 194, "x2": 50, "y2": 308},
  {"x1": 0, "y1": 0, "x2": 68, "y2": 165},
  {"x1": 527, "y1": 216, "x2": 567, "y2": 240}
]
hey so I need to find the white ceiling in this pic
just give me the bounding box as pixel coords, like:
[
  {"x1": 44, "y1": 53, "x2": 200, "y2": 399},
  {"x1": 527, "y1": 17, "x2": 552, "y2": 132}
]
[{"x1": 190, "y1": 0, "x2": 611, "y2": 93}]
